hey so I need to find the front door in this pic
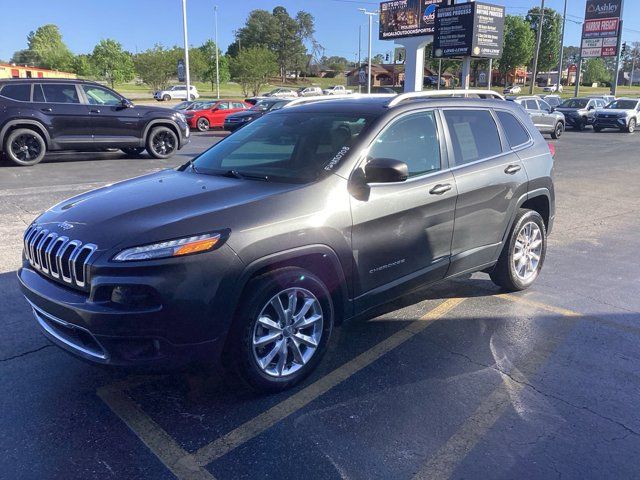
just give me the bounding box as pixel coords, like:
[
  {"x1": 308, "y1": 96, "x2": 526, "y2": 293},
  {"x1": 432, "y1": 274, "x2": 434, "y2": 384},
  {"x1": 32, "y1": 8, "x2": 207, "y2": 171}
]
[
  {"x1": 80, "y1": 84, "x2": 141, "y2": 146},
  {"x1": 209, "y1": 101, "x2": 231, "y2": 127},
  {"x1": 537, "y1": 99, "x2": 556, "y2": 129},
  {"x1": 350, "y1": 110, "x2": 457, "y2": 309},
  {"x1": 442, "y1": 108, "x2": 529, "y2": 275},
  {"x1": 33, "y1": 83, "x2": 93, "y2": 149}
]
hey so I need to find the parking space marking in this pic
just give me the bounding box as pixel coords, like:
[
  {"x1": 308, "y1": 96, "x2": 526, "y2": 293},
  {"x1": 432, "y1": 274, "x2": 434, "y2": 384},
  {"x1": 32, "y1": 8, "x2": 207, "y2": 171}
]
[
  {"x1": 412, "y1": 293, "x2": 581, "y2": 480},
  {"x1": 191, "y1": 297, "x2": 466, "y2": 466},
  {"x1": 97, "y1": 380, "x2": 216, "y2": 480}
]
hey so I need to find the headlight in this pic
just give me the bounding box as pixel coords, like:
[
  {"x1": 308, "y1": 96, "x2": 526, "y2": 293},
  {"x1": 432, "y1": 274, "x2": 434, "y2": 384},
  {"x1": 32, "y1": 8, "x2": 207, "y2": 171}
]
[
  {"x1": 113, "y1": 232, "x2": 223, "y2": 262},
  {"x1": 241, "y1": 116, "x2": 253, "y2": 122}
]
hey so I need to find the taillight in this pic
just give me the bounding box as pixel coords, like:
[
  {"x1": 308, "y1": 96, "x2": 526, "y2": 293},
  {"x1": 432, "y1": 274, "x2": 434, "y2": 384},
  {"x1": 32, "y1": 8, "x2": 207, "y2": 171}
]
[{"x1": 548, "y1": 142, "x2": 556, "y2": 158}]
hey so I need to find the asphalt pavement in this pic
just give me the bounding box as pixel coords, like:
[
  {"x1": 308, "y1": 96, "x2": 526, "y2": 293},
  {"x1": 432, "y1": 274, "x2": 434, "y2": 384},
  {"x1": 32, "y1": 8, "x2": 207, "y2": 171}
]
[{"x1": 1, "y1": 128, "x2": 639, "y2": 480}]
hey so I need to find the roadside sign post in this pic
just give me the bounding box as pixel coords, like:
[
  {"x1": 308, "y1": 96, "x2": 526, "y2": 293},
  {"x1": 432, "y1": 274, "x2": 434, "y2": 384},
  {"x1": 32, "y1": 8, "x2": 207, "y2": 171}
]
[
  {"x1": 574, "y1": 55, "x2": 583, "y2": 97},
  {"x1": 181, "y1": 0, "x2": 191, "y2": 101}
]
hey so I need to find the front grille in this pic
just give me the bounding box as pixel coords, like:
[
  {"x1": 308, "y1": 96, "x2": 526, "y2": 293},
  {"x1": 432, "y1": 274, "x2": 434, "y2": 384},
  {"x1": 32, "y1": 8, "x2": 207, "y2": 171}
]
[{"x1": 23, "y1": 225, "x2": 97, "y2": 291}]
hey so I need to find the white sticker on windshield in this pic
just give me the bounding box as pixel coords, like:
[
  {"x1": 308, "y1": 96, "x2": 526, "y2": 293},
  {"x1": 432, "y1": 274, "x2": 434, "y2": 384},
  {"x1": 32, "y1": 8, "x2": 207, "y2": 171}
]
[{"x1": 324, "y1": 146, "x2": 350, "y2": 171}]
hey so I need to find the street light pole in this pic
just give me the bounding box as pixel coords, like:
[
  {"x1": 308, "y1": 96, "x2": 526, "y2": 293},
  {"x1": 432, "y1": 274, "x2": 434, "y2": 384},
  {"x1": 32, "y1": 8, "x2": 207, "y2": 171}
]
[
  {"x1": 530, "y1": 0, "x2": 545, "y2": 95},
  {"x1": 359, "y1": 8, "x2": 379, "y2": 94},
  {"x1": 181, "y1": 0, "x2": 191, "y2": 100},
  {"x1": 556, "y1": 0, "x2": 568, "y2": 89},
  {"x1": 214, "y1": 5, "x2": 220, "y2": 99}
]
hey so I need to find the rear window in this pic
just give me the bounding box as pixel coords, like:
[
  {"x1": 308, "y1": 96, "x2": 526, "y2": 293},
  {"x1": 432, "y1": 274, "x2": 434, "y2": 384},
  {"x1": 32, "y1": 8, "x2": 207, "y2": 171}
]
[
  {"x1": 41, "y1": 84, "x2": 80, "y2": 104},
  {"x1": 443, "y1": 109, "x2": 502, "y2": 166},
  {"x1": 496, "y1": 111, "x2": 530, "y2": 148},
  {"x1": 0, "y1": 84, "x2": 31, "y2": 101}
]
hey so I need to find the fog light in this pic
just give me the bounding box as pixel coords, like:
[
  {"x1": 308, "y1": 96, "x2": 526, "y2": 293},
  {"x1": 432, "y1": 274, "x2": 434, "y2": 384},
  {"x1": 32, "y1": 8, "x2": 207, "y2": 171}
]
[{"x1": 111, "y1": 285, "x2": 158, "y2": 308}]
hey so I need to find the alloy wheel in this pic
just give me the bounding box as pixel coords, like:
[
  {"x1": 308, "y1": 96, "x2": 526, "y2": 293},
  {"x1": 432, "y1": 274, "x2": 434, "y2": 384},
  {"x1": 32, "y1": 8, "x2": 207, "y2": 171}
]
[
  {"x1": 151, "y1": 131, "x2": 176, "y2": 156},
  {"x1": 10, "y1": 133, "x2": 42, "y2": 162},
  {"x1": 197, "y1": 118, "x2": 210, "y2": 131},
  {"x1": 512, "y1": 221, "x2": 543, "y2": 281},
  {"x1": 252, "y1": 287, "x2": 324, "y2": 378}
]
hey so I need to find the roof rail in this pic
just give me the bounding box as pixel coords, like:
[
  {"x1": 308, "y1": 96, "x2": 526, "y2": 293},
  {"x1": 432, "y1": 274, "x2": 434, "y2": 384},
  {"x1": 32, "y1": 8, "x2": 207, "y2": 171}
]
[
  {"x1": 283, "y1": 93, "x2": 395, "y2": 109},
  {"x1": 387, "y1": 89, "x2": 505, "y2": 107}
]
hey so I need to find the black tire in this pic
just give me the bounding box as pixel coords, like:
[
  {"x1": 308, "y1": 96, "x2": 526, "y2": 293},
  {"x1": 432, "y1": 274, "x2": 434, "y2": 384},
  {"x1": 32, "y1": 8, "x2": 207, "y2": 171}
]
[
  {"x1": 121, "y1": 147, "x2": 145, "y2": 156},
  {"x1": 593, "y1": 125, "x2": 602, "y2": 132},
  {"x1": 225, "y1": 267, "x2": 334, "y2": 392},
  {"x1": 4, "y1": 128, "x2": 46, "y2": 166},
  {"x1": 146, "y1": 126, "x2": 178, "y2": 159},
  {"x1": 575, "y1": 119, "x2": 585, "y2": 131},
  {"x1": 162, "y1": 94, "x2": 171, "y2": 101},
  {"x1": 196, "y1": 117, "x2": 210, "y2": 132},
  {"x1": 490, "y1": 209, "x2": 547, "y2": 292},
  {"x1": 551, "y1": 122, "x2": 564, "y2": 139},
  {"x1": 627, "y1": 118, "x2": 636, "y2": 133}
]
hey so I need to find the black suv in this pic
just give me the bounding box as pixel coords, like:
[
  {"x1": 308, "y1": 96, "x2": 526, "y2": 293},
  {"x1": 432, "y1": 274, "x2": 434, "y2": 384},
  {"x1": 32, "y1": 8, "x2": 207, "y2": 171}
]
[
  {"x1": 18, "y1": 95, "x2": 554, "y2": 391},
  {"x1": 0, "y1": 79, "x2": 190, "y2": 166}
]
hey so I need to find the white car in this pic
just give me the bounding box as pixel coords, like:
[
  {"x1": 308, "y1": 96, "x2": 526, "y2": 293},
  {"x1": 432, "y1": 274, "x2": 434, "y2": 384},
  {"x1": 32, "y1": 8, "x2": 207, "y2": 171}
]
[
  {"x1": 264, "y1": 88, "x2": 298, "y2": 98},
  {"x1": 543, "y1": 84, "x2": 563, "y2": 93},
  {"x1": 297, "y1": 86, "x2": 323, "y2": 97},
  {"x1": 322, "y1": 85, "x2": 353, "y2": 95},
  {"x1": 593, "y1": 98, "x2": 640, "y2": 133},
  {"x1": 503, "y1": 85, "x2": 522, "y2": 94},
  {"x1": 154, "y1": 85, "x2": 199, "y2": 101}
]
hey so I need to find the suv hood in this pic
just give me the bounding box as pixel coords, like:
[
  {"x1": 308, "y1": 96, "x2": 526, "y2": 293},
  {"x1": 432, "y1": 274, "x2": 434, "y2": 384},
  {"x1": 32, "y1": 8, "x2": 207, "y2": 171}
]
[
  {"x1": 598, "y1": 108, "x2": 631, "y2": 115},
  {"x1": 33, "y1": 169, "x2": 301, "y2": 253}
]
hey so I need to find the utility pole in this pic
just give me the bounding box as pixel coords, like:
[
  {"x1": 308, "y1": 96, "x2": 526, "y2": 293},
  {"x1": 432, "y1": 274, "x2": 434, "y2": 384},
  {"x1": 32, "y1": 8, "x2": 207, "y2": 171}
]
[
  {"x1": 574, "y1": 55, "x2": 582, "y2": 97},
  {"x1": 631, "y1": 46, "x2": 637, "y2": 89},
  {"x1": 530, "y1": 0, "x2": 545, "y2": 95},
  {"x1": 556, "y1": 0, "x2": 568, "y2": 89},
  {"x1": 359, "y1": 8, "x2": 378, "y2": 94},
  {"x1": 214, "y1": 5, "x2": 220, "y2": 99},
  {"x1": 611, "y1": 1, "x2": 626, "y2": 96},
  {"x1": 181, "y1": 0, "x2": 191, "y2": 101}
]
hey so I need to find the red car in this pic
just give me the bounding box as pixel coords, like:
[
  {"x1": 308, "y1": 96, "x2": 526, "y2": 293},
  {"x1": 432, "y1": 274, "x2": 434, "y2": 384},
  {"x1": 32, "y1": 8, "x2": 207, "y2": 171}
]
[{"x1": 185, "y1": 100, "x2": 251, "y2": 132}]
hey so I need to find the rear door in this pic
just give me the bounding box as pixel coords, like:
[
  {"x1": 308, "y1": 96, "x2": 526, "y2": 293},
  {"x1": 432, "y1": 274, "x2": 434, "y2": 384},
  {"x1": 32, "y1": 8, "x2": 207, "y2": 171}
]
[
  {"x1": 33, "y1": 83, "x2": 93, "y2": 148},
  {"x1": 443, "y1": 108, "x2": 529, "y2": 275}
]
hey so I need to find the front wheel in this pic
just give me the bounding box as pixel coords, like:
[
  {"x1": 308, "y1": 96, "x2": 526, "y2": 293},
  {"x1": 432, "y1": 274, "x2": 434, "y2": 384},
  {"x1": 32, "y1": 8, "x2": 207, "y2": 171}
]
[
  {"x1": 196, "y1": 117, "x2": 210, "y2": 132},
  {"x1": 146, "y1": 126, "x2": 178, "y2": 159},
  {"x1": 575, "y1": 119, "x2": 585, "y2": 131},
  {"x1": 4, "y1": 128, "x2": 46, "y2": 166},
  {"x1": 593, "y1": 125, "x2": 602, "y2": 132},
  {"x1": 551, "y1": 122, "x2": 564, "y2": 139},
  {"x1": 490, "y1": 209, "x2": 547, "y2": 292},
  {"x1": 225, "y1": 267, "x2": 334, "y2": 392},
  {"x1": 162, "y1": 94, "x2": 171, "y2": 101},
  {"x1": 627, "y1": 118, "x2": 636, "y2": 133}
]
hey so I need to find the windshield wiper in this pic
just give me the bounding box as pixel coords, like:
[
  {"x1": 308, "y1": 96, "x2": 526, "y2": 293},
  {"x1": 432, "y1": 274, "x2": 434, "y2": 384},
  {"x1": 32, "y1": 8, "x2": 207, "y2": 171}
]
[{"x1": 220, "y1": 170, "x2": 270, "y2": 181}]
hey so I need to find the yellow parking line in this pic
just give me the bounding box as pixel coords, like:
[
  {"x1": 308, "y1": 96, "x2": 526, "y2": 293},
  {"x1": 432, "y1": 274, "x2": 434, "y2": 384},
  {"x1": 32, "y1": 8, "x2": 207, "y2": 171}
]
[
  {"x1": 192, "y1": 297, "x2": 466, "y2": 467},
  {"x1": 412, "y1": 293, "x2": 581, "y2": 480},
  {"x1": 97, "y1": 383, "x2": 215, "y2": 480}
]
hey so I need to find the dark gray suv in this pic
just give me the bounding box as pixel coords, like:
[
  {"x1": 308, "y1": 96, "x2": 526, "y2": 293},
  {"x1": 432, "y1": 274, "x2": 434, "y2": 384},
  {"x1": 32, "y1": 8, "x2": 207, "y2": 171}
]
[{"x1": 18, "y1": 95, "x2": 555, "y2": 391}]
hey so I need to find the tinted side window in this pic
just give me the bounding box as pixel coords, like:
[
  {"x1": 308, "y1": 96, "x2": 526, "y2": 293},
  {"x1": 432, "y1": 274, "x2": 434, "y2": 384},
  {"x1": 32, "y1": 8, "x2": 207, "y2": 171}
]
[
  {"x1": 217, "y1": 102, "x2": 230, "y2": 110},
  {"x1": 539, "y1": 100, "x2": 551, "y2": 111},
  {"x1": 525, "y1": 99, "x2": 538, "y2": 110},
  {"x1": 82, "y1": 85, "x2": 121, "y2": 105},
  {"x1": 41, "y1": 84, "x2": 80, "y2": 104},
  {"x1": 496, "y1": 111, "x2": 530, "y2": 148},
  {"x1": 33, "y1": 84, "x2": 45, "y2": 102},
  {"x1": 0, "y1": 84, "x2": 31, "y2": 101},
  {"x1": 232, "y1": 102, "x2": 245, "y2": 109},
  {"x1": 369, "y1": 111, "x2": 441, "y2": 177},
  {"x1": 444, "y1": 109, "x2": 502, "y2": 166}
]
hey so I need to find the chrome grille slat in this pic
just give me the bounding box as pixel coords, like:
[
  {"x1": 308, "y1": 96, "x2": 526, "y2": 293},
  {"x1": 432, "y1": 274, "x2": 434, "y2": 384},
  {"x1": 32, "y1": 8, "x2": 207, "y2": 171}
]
[{"x1": 22, "y1": 225, "x2": 97, "y2": 291}]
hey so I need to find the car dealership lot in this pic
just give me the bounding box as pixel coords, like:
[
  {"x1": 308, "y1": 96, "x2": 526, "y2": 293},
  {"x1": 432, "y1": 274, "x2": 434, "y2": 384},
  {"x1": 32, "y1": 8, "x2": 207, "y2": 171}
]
[{"x1": 1, "y1": 130, "x2": 640, "y2": 479}]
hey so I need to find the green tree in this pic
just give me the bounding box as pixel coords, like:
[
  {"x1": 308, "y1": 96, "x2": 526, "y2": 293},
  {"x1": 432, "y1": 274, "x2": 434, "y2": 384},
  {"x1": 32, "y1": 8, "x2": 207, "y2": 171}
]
[
  {"x1": 497, "y1": 15, "x2": 535, "y2": 85},
  {"x1": 198, "y1": 40, "x2": 231, "y2": 91},
  {"x1": 90, "y1": 39, "x2": 135, "y2": 88},
  {"x1": 10, "y1": 49, "x2": 39, "y2": 66},
  {"x1": 23, "y1": 24, "x2": 74, "y2": 70},
  {"x1": 72, "y1": 54, "x2": 95, "y2": 77},
  {"x1": 133, "y1": 44, "x2": 180, "y2": 92},
  {"x1": 229, "y1": 47, "x2": 277, "y2": 96},
  {"x1": 583, "y1": 58, "x2": 610, "y2": 85},
  {"x1": 526, "y1": 7, "x2": 563, "y2": 73}
]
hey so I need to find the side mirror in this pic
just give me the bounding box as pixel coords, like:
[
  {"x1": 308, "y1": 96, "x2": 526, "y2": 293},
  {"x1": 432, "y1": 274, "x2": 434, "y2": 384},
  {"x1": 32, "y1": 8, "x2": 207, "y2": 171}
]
[
  {"x1": 121, "y1": 98, "x2": 134, "y2": 109},
  {"x1": 365, "y1": 158, "x2": 409, "y2": 183}
]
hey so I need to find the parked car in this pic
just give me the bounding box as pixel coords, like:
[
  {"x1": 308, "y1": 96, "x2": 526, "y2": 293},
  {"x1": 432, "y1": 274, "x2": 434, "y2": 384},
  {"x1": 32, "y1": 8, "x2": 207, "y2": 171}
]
[
  {"x1": 554, "y1": 97, "x2": 606, "y2": 130},
  {"x1": 223, "y1": 98, "x2": 291, "y2": 132},
  {"x1": 0, "y1": 79, "x2": 190, "y2": 166},
  {"x1": 503, "y1": 85, "x2": 522, "y2": 94},
  {"x1": 154, "y1": 85, "x2": 199, "y2": 101},
  {"x1": 589, "y1": 95, "x2": 616, "y2": 105},
  {"x1": 244, "y1": 96, "x2": 270, "y2": 105},
  {"x1": 510, "y1": 96, "x2": 565, "y2": 139},
  {"x1": 297, "y1": 86, "x2": 323, "y2": 97},
  {"x1": 371, "y1": 86, "x2": 398, "y2": 95},
  {"x1": 542, "y1": 95, "x2": 563, "y2": 108},
  {"x1": 172, "y1": 101, "x2": 196, "y2": 111},
  {"x1": 542, "y1": 84, "x2": 563, "y2": 93},
  {"x1": 264, "y1": 88, "x2": 298, "y2": 98},
  {"x1": 593, "y1": 98, "x2": 640, "y2": 133},
  {"x1": 424, "y1": 76, "x2": 447, "y2": 87},
  {"x1": 19, "y1": 94, "x2": 554, "y2": 391},
  {"x1": 185, "y1": 100, "x2": 251, "y2": 132},
  {"x1": 322, "y1": 85, "x2": 352, "y2": 95}
]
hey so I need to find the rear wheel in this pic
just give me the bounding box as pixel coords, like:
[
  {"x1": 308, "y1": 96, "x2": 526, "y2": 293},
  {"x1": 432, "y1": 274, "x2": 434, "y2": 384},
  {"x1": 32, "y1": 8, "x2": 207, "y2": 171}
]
[
  {"x1": 4, "y1": 128, "x2": 46, "y2": 166},
  {"x1": 146, "y1": 126, "x2": 178, "y2": 159},
  {"x1": 162, "y1": 94, "x2": 171, "y2": 101},
  {"x1": 121, "y1": 147, "x2": 145, "y2": 156},
  {"x1": 551, "y1": 122, "x2": 564, "y2": 139},
  {"x1": 196, "y1": 117, "x2": 210, "y2": 132},
  {"x1": 627, "y1": 118, "x2": 636, "y2": 133},
  {"x1": 490, "y1": 209, "x2": 547, "y2": 292},
  {"x1": 225, "y1": 267, "x2": 334, "y2": 392}
]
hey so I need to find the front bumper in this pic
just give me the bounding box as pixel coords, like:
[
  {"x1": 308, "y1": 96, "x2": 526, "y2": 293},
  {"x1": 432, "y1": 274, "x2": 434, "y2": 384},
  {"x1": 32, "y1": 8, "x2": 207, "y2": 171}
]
[
  {"x1": 18, "y1": 245, "x2": 243, "y2": 366},
  {"x1": 594, "y1": 116, "x2": 627, "y2": 128}
]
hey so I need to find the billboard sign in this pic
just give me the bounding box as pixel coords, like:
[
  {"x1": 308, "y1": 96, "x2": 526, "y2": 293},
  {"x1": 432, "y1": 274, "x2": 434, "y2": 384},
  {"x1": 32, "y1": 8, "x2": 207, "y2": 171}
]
[
  {"x1": 433, "y1": 2, "x2": 505, "y2": 59},
  {"x1": 379, "y1": 0, "x2": 448, "y2": 40},
  {"x1": 580, "y1": 0, "x2": 623, "y2": 58}
]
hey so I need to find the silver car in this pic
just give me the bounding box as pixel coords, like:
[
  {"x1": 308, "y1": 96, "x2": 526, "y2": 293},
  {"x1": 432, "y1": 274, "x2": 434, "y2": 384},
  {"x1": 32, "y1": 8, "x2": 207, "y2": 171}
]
[{"x1": 512, "y1": 96, "x2": 565, "y2": 139}]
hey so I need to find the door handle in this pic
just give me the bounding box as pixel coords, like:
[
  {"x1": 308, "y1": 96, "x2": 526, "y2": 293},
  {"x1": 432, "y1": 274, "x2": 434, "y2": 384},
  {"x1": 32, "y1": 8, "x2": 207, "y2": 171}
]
[
  {"x1": 429, "y1": 184, "x2": 452, "y2": 195},
  {"x1": 504, "y1": 165, "x2": 522, "y2": 175},
  {"x1": 41, "y1": 108, "x2": 52, "y2": 112},
  {"x1": 90, "y1": 109, "x2": 101, "y2": 114}
]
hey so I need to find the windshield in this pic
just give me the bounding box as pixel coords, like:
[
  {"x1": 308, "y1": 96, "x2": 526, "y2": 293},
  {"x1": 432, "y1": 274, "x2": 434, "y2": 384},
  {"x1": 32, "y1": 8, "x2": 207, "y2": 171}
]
[
  {"x1": 606, "y1": 100, "x2": 638, "y2": 110},
  {"x1": 560, "y1": 99, "x2": 588, "y2": 109},
  {"x1": 191, "y1": 112, "x2": 373, "y2": 183},
  {"x1": 251, "y1": 100, "x2": 277, "y2": 111}
]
